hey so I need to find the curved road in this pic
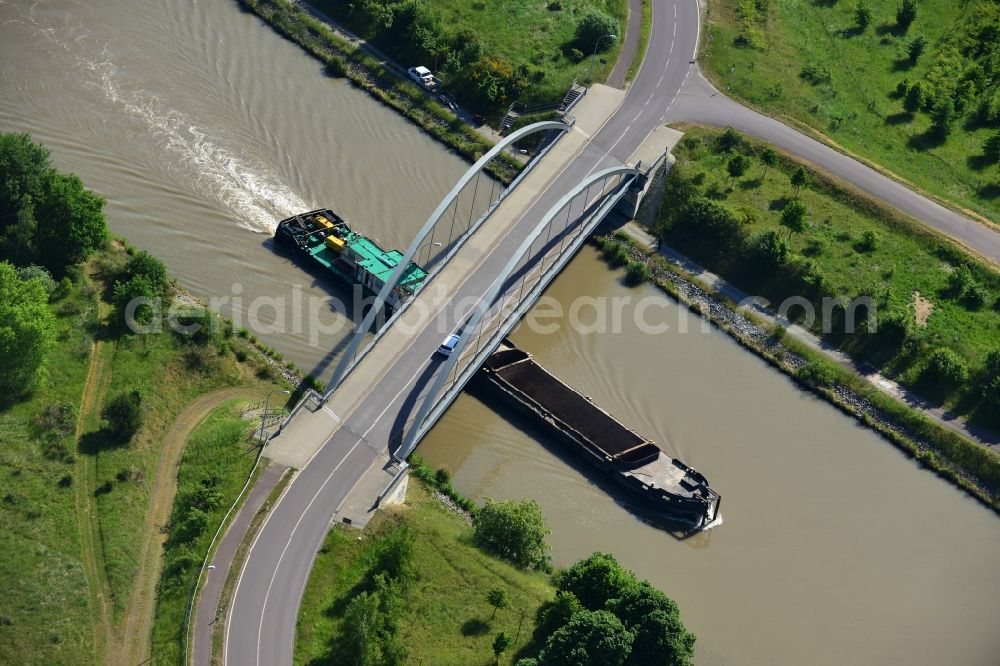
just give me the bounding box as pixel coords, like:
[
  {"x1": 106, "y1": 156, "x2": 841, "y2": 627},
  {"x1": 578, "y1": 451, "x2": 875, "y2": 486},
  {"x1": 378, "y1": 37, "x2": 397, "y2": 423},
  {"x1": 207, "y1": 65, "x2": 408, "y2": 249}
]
[{"x1": 221, "y1": 2, "x2": 1000, "y2": 664}]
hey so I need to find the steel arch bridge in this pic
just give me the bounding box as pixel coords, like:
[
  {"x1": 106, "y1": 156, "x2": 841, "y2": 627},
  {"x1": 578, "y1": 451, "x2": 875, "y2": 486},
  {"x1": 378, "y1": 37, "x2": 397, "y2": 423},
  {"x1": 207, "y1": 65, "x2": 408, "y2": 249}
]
[
  {"x1": 397, "y1": 164, "x2": 641, "y2": 458},
  {"x1": 325, "y1": 120, "x2": 571, "y2": 398}
]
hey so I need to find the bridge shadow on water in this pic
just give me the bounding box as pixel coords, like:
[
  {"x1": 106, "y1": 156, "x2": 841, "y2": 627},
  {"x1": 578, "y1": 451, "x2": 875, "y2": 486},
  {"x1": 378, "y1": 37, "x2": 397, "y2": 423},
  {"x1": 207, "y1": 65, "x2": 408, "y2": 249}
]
[{"x1": 263, "y1": 237, "x2": 390, "y2": 385}]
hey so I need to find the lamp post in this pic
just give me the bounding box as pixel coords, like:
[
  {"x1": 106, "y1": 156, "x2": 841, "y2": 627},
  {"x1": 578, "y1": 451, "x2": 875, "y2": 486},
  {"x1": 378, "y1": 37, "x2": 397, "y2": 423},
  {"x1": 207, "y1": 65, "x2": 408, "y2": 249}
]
[
  {"x1": 586, "y1": 33, "x2": 616, "y2": 82},
  {"x1": 260, "y1": 389, "x2": 290, "y2": 448}
]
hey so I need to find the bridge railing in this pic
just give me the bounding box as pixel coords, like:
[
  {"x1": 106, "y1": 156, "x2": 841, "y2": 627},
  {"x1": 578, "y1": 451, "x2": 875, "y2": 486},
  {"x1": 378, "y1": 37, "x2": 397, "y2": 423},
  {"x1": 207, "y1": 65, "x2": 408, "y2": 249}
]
[
  {"x1": 322, "y1": 117, "x2": 578, "y2": 401},
  {"x1": 397, "y1": 167, "x2": 641, "y2": 456}
]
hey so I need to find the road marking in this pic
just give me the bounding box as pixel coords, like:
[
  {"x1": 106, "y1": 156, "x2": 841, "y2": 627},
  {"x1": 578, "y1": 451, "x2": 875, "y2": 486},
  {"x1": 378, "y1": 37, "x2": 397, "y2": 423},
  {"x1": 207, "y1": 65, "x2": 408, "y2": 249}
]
[{"x1": 253, "y1": 430, "x2": 368, "y2": 666}]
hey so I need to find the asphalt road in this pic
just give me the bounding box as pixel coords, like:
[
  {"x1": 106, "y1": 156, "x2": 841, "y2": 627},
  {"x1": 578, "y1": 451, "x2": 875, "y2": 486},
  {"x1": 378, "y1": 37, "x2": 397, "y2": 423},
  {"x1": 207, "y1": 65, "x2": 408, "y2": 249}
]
[
  {"x1": 666, "y1": 73, "x2": 1000, "y2": 264},
  {"x1": 222, "y1": 2, "x2": 701, "y2": 664},
  {"x1": 222, "y1": 1, "x2": 1000, "y2": 664}
]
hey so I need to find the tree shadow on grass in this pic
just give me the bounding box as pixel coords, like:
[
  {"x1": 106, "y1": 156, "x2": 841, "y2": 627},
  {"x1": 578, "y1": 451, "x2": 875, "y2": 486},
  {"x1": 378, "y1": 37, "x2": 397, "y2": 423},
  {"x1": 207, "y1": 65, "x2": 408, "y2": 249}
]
[
  {"x1": 967, "y1": 153, "x2": 997, "y2": 172},
  {"x1": 892, "y1": 57, "x2": 917, "y2": 72},
  {"x1": 876, "y1": 22, "x2": 908, "y2": 38},
  {"x1": 78, "y1": 427, "x2": 130, "y2": 455},
  {"x1": 977, "y1": 182, "x2": 1000, "y2": 200},
  {"x1": 908, "y1": 130, "x2": 946, "y2": 152},
  {"x1": 460, "y1": 617, "x2": 491, "y2": 637},
  {"x1": 769, "y1": 196, "x2": 790, "y2": 211},
  {"x1": 884, "y1": 111, "x2": 912, "y2": 126},
  {"x1": 738, "y1": 177, "x2": 764, "y2": 190}
]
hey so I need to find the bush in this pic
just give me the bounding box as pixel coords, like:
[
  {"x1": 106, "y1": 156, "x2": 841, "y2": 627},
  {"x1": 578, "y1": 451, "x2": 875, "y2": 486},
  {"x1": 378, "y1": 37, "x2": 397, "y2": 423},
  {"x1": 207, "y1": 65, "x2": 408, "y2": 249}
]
[
  {"x1": 574, "y1": 10, "x2": 619, "y2": 51},
  {"x1": 472, "y1": 497, "x2": 549, "y2": 569},
  {"x1": 799, "y1": 63, "x2": 831, "y2": 85},
  {"x1": 794, "y1": 360, "x2": 839, "y2": 388},
  {"x1": 0, "y1": 261, "x2": 56, "y2": 395},
  {"x1": 858, "y1": 230, "x2": 881, "y2": 253},
  {"x1": 16, "y1": 265, "x2": 56, "y2": 297},
  {"x1": 625, "y1": 260, "x2": 652, "y2": 286},
  {"x1": 924, "y1": 348, "x2": 969, "y2": 390},
  {"x1": 102, "y1": 389, "x2": 143, "y2": 442}
]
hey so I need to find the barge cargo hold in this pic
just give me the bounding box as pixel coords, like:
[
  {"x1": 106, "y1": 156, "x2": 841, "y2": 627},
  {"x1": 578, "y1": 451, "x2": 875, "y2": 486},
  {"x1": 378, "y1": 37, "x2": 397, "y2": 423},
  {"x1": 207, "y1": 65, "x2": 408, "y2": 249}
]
[
  {"x1": 274, "y1": 208, "x2": 427, "y2": 308},
  {"x1": 478, "y1": 344, "x2": 721, "y2": 529}
]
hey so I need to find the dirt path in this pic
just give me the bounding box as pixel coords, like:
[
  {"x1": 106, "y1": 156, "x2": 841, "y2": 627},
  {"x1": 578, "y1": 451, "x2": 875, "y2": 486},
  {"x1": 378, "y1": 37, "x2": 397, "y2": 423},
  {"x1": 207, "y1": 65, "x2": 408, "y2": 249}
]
[
  {"x1": 114, "y1": 388, "x2": 258, "y2": 666},
  {"x1": 73, "y1": 301, "x2": 115, "y2": 663}
]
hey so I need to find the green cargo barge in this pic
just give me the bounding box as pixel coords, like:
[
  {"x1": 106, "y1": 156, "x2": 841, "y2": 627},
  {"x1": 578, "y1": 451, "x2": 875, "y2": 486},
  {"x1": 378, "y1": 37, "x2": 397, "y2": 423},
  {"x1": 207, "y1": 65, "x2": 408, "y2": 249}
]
[{"x1": 275, "y1": 209, "x2": 427, "y2": 307}]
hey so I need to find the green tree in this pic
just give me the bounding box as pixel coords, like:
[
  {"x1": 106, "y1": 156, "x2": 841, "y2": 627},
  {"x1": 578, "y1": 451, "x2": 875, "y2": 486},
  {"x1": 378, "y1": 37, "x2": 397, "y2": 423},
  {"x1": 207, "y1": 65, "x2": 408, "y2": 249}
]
[
  {"x1": 790, "y1": 166, "x2": 811, "y2": 197},
  {"x1": 726, "y1": 154, "x2": 751, "y2": 186},
  {"x1": 0, "y1": 261, "x2": 56, "y2": 396},
  {"x1": 924, "y1": 348, "x2": 969, "y2": 390},
  {"x1": 627, "y1": 610, "x2": 696, "y2": 666},
  {"x1": 556, "y1": 552, "x2": 636, "y2": 611},
  {"x1": 903, "y1": 81, "x2": 926, "y2": 113},
  {"x1": 0, "y1": 132, "x2": 51, "y2": 231},
  {"x1": 121, "y1": 250, "x2": 169, "y2": 293},
  {"x1": 539, "y1": 610, "x2": 633, "y2": 666},
  {"x1": 16, "y1": 264, "x2": 56, "y2": 298},
  {"x1": 780, "y1": 199, "x2": 809, "y2": 237},
  {"x1": 896, "y1": 0, "x2": 917, "y2": 30},
  {"x1": 102, "y1": 389, "x2": 144, "y2": 442},
  {"x1": 493, "y1": 631, "x2": 513, "y2": 664},
  {"x1": 907, "y1": 34, "x2": 926, "y2": 62},
  {"x1": 929, "y1": 97, "x2": 955, "y2": 140},
  {"x1": 473, "y1": 498, "x2": 549, "y2": 569},
  {"x1": 747, "y1": 230, "x2": 789, "y2": 271},
  {"x1": 0, "y1": 133, "x2": 107, "y2": 273},
  {"x1": 574, "y1": 10, "x2": 619, "y2": 51},
  {"x1": 31, "y1": 172, "x2": 107, "y2": 274},
  {"x1": 535, "y1": 590, "x2": 584, "y2": 641},
  {"x1": 652, "y1": 164, "x2": 699, "y2": 237},
  {"x1": 759, "y1": 147, "x2": 778, "y2": 178},
  {"x1": 855, "y1": 0, "x2": 873, "y2": 32},
  {"x1": 1, "y1": 196, "x2": 36, "y2": 264},
  {"x1": 487, "y1": 586, "x2": 509, "y2": 619},
  {"x1": 114, "y1": 273, "x2": 159, "y2": 329},
  {"x1": 716, "y1": 127, "x2": 743, "y2": 153}
]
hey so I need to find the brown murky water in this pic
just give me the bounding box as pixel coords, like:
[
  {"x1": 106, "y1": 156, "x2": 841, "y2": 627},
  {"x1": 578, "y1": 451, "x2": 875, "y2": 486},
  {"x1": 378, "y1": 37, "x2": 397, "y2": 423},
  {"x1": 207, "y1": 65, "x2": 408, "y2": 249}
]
[
  {"x1": 2, "y1": 1, "x2": 999, "y2": 664},
  {"x1": 419, "y1": 246, "x2": 1000, "y2": 665}
]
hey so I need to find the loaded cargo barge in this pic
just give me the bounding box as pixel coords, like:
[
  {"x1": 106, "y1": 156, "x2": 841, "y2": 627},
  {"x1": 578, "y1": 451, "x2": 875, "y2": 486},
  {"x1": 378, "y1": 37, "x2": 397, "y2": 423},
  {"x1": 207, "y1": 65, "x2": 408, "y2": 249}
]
[
  {"x1": 477, "y1": 343, "x2": 721, "y2": 529},
  {"x1": 274, "y1": 209, "x2": 426, "y2": 308}
]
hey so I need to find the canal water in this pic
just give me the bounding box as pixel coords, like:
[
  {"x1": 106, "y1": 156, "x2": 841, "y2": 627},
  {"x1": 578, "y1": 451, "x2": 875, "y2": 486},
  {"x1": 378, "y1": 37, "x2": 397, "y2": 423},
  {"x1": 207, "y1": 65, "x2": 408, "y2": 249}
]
[{"x1": 2, "y1": 1, "x2": 999, "y2": 664}]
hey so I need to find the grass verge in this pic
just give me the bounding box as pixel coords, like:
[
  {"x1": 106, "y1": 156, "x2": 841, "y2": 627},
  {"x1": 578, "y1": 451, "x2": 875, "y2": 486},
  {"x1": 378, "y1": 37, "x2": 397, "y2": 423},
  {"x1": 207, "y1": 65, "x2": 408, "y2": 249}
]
[
  {"x1": 294, "y1": 480, "x2": 553, "y2": 665},
  {"x1": 148, "y1": 401, "x2": 264, "y2": 665},
  {"x1": 625, "y1": 0, "x2": 652, "y2": 83},
  {"x1": 701, "y1": 0, "x2": 1000, "y2": 224}
]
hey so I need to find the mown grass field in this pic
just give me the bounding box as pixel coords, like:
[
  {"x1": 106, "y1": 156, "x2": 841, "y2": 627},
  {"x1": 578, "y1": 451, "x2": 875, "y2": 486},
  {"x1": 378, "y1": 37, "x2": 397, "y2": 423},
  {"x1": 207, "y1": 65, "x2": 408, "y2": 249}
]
[
  {"x1": 0, "y1": 245, "x2": 280, "y2": 664},
  {"x1": 295, "y1": 481, "x2": 555, "y2": 666},
  {"x1": 702, "y1": 0, "x2": 1000, "y2": 223},
  {"x1": 662, "y1": 127, "x2": 999, "y2": 412}
]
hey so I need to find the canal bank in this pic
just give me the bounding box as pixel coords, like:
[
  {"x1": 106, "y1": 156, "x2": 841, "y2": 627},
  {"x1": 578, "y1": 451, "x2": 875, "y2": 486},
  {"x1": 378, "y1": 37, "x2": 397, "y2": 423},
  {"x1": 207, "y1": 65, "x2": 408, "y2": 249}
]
[
  {"x1": 4, "y1": 1, "x2": 1000, "y2": 664},
  {"x1": 416, "y1": 244, "x2": 1000, "y2": 665}
]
